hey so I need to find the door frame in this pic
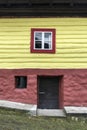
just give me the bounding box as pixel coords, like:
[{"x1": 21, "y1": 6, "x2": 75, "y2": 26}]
[{"x1": 37, "y1": 75, "x2": 64, "y2": 109}]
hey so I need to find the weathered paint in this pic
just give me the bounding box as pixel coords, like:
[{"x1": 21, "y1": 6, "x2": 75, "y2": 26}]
[
  {"x1": 0, "y1": 69, "x2": 87, "y2": 107},
  {"x1": 0, "y1": 18, "x2": 87, "y2": 68},
  {"x1": 0, "y1": 72, "x2": 37, "y2": 104}
]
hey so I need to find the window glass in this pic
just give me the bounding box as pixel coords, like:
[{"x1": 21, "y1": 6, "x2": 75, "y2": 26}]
[
  {"x1": 44, "y1": 32, "x2": 52, "y2": 49},
  {"x1": 35, "y1": 32, "x2": 42, "y2": 49},
  {"x1": 35, "y1": 32, "x2": 42, "y2": 40},
  {"x1": 35, "y1": 41, "x2": 42, "y2": 49},
  {"x1": 44, "y1": 42, "x2": 49, "y2": 49},
  {"x1": 15, "y1": 76, "x2": 27, "y2": 89},
  {"x1": 44, "y1": 33, "x2": 51, "y2": 42},
  {"x1": 34, "y1": 32, "x2": 52, "y2": 50}
]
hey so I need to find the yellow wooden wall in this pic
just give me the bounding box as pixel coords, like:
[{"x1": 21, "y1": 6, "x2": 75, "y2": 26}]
[{"x1": 0, "y1": 18, "x2": 87, "y2": 69}]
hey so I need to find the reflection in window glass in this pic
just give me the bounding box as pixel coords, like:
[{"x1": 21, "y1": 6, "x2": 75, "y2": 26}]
[
  {"x1": 44, "y1": 33, "x2": 51, "y2": 42},
  {"x1": 35, "y1": 32, "x2": 42, "y2": 40},
  {"x1": 44, "y1": 42, "x2": 49, "y2": 49},
  {"x1": 35, "y1": 41, "x2": 42, "y2": 49},
  {"x1": 15, "y1": 76, "x2": 27, "y2": 89}
]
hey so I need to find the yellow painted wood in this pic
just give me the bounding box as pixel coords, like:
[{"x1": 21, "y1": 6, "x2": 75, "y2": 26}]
[
  {"x1": 0, "y1": 58, "x2": 87, "y2": 63},
  {"x1": 0, "y1": 18, "x2": 87, "y2": 69}
]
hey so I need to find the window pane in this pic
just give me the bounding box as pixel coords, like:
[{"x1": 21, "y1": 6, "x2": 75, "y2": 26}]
[
  {"x1": 44, "y1": 33, "x2": 51, "y2": 41},
  {"x1": 35, "y1": 32, "x2": 42, "y2": 40},
  {"x1": 35, "y1": 41, "x2": 42, "y2": 49},
  {"x1": 44, "y1": 41, "x2": 52, "y2": 49},
  {"x1": 15, "y1": 76, "x2": 27, "y2": 89},
  {"x1": 44, "y1": 42, "x2": 49, "y2": 49}
]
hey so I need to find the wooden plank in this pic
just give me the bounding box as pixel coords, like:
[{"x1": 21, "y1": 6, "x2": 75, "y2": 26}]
[
  {"x1": 0, "y1": 53, "x2": 87, "y2": 58},
  {"x1": 0, "y1": 63, "x2": 87, "y2": 69},
  {"x1": 0, "y1": 59, "x2": 87, "y2": 63},
  {"x1": 0, "y1": 18, "x2": 87, "y2": 24}
]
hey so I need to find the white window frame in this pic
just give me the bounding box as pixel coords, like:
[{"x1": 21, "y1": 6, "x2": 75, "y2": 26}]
[{"x1": 34, "y1": 31, "x2": 52, "y2": 50}]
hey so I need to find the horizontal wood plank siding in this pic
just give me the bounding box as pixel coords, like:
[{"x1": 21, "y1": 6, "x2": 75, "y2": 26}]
[{"x1": 0, "y1": 18, "x2": 87, "y2": 69}]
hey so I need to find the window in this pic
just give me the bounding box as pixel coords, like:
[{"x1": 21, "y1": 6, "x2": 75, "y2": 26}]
[
  {"x1": 31, "y1": 28, "x2": 56, "y2": 53},
  {"x1": 15, "y1": 76, "x2": 27, "y2": 89}
]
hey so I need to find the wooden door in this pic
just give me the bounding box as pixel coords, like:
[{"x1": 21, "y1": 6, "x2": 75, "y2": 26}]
[{"x1": 38, "y1": 76, "x2": 59, "y2": 109}]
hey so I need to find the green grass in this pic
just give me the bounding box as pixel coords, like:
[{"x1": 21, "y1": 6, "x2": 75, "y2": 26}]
[{"x1": 0, "y1": 108, "x2": 87, "y2": 130}]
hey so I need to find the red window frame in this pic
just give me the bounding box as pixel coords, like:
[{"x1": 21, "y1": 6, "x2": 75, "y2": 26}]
[{"x1": 30, "y1": 28, "x2": 56, "y2": 53}]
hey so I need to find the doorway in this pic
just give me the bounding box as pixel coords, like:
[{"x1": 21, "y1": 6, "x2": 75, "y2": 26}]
[{"x1": 38, "y1": 76, "x2": 60, "y2": 109}]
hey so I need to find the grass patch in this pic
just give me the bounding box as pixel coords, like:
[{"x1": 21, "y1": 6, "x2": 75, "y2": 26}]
[{"x1": 0, "y1": 108, "x2": 87, "y2": 130}]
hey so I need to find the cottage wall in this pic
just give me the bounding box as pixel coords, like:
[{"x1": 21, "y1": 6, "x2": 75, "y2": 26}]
[
  {"x1": 0, "y1": 18, "x2": 87, "y2": 114},
  {"x1": 0, "y1": 18, "x2": 87, "y2": 68},
  {"x1": 0, "y1": 69, "x2": 87, "y2": 107}
]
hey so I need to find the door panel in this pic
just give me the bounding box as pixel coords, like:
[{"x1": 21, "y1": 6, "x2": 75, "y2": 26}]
[{"x1": 38, "y1": 76, "x2": 59, "y2": 109}]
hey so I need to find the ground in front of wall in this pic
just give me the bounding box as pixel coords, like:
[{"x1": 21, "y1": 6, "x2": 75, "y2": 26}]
[{"x1": 0, "y1": 108, "x2": 87, "y2": 130}]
